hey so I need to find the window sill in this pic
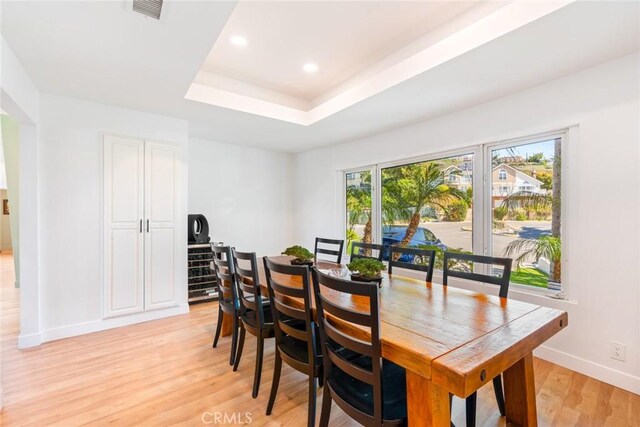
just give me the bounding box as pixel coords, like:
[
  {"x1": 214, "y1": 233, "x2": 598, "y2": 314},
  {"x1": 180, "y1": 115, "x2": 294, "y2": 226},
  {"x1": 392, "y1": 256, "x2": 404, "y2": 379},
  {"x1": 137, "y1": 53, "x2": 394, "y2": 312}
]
[{"x1": 431, "y1": 271, "x2": 578, "y2": 307}]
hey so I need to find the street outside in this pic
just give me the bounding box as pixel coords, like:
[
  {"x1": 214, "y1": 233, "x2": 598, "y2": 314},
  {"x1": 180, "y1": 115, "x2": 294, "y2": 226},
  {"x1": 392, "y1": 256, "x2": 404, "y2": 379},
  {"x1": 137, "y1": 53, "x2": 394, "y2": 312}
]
[{"x1": 352, "y1": 220, "x2": 551, "y2": 258}]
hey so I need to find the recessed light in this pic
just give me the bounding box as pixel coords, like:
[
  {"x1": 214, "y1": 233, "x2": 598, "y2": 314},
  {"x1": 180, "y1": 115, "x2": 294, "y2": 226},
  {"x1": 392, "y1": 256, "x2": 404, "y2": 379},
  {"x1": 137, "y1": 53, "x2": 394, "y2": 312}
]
[
  {"x1": 303, "y1": 63, "x2": 318, "y2": 73},
  {"x1": 230, "y1": 36, "x2": 247, "y2": 47}
]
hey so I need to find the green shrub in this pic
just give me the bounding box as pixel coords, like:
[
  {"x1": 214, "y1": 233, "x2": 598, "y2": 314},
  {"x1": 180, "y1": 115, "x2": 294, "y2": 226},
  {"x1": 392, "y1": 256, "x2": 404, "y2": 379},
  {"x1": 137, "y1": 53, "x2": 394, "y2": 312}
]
[
  {"x1": 493, "y1": 205, "x2": 508, "y2": 221},
  {"x1": 282, "y1": 245, "x2": 314, "y2": 262},
  {"x1": 515, "y1": 211, "x2": 527, "y2": 221},
  {"x1": 443, "y1": 200, "x2": 468, "y2": 222},
  {"x1": 347, "y1": 258, "x2": 385, "y2": 280}
]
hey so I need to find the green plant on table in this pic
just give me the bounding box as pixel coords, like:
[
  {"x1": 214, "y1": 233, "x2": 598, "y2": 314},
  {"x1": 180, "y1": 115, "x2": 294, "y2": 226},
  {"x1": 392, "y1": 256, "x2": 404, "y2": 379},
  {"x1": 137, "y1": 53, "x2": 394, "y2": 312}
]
[
  {"x1": 282, "y1": 245, "x2": 314, "y2": 263},
  {"x1": 346, "y1": 258, "x2": 385, "y2": 280}
]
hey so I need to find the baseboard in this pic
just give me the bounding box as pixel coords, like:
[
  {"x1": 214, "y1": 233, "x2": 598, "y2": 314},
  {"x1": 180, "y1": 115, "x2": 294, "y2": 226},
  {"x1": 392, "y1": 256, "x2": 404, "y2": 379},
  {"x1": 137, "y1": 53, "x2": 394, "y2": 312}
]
[
  {"x1": 534, "y1": 345, "x2": 640, "y2": 394},
  {"x1": 40, "y1": 305, "x2": 190, "y2": 343},
  {"x1": 17, "y1": 332, "x2": 43, "y2": 349}
]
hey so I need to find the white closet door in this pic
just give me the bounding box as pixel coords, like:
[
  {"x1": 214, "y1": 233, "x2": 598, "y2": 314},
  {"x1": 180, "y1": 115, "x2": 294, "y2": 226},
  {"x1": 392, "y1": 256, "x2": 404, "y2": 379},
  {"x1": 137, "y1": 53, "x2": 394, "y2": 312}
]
[
  {"x1": 144, "y1": 141, "x2": 178, "y2": 310},
  {"x1": 103, "y1": 135, "x2": 145, "y2": 318}
]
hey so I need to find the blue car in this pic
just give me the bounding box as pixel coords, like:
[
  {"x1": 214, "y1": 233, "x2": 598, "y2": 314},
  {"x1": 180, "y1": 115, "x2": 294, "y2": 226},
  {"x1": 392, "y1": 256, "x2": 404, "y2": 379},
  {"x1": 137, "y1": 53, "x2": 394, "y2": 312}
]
[{"x1": 381, "y1": 225, "x2": 447, "y2": 261}]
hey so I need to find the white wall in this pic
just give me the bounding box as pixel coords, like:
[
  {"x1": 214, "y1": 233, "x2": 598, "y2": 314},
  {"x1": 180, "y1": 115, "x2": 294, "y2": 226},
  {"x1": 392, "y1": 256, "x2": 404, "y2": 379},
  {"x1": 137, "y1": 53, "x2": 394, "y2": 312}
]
[
  {"x1": 0, "y1": 37, "x2": 39, "y2": 124},
  {"x1": 37, "y1": 94, "x2": 189, "y2": 339},
  {"x1": 188, "y1": 138, "x2": 294, "y2": 256},
  {"x1": 293, "y1": 53, "x2": 640, "y2": 393}
]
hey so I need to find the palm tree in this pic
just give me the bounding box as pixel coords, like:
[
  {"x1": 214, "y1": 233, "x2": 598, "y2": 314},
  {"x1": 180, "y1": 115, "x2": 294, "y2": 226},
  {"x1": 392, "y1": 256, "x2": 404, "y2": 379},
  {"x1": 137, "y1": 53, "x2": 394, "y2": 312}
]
[
  {"x1": 382, "y1": 162, "x2": 466, "y2": 248},
  {"x1": 504, "y1": 236, "x2": 561, "y2": 283}
]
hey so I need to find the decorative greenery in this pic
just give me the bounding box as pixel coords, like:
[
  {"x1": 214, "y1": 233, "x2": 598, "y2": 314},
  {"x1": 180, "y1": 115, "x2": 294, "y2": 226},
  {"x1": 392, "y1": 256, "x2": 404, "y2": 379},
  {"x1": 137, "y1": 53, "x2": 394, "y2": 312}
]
[
  {"x1": 347, "y1": 258, "x2": 385, "y2": 280},
  {"x1": 282, "y1": 245, "x2": 314, "y2": 263},
  {"x1": 443, "y1": 199, "x2": 468, "y2": 222},
  {"x1": 504, "y1": 236, "x2": 561, "y2": 283}
]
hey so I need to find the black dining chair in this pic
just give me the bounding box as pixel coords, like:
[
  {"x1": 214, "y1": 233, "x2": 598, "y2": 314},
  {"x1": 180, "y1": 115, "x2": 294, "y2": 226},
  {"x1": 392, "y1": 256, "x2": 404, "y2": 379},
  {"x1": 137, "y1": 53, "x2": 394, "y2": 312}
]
[
  {"x1": 443, "y1": 252, "x2": 513, "y2": 427},
  {"x1": 211, "y1": 244, "x2": 240, "y2": 366},
  {"x1": 350, "y1": 242, "x2": 384, "y2": 262},
  {"x1": 388, "y1": 245, "x2": 436, "y2": 282},
  {"x1": 314, "y1": 237, "x2": 344, "y2": 264},
  {"x1": 231, "y1": 249, "x2": 274, "y2": 398},
  {"x1": 263, "y1": 257, "x2": 323, "y2": 427},
  {"x1": 311, "y1": 268, "x2": 407, "y2": 426}
]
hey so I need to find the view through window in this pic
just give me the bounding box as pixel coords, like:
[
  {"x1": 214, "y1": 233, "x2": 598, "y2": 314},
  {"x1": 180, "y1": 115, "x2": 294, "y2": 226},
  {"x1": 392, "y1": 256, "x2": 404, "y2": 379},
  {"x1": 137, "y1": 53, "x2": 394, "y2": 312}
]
[
  {"x1": 491, "y1": 138, "x2": 561, "y2": 290},
  {"x1": 380, "y1": 154, "x2": 473, "y2": 269},
  {"x1": 344, "y1": 134, "x2": 563, "y2": 291},
  {"x1": 345, "y1": 170, "x2": 373, "y2": 254}
]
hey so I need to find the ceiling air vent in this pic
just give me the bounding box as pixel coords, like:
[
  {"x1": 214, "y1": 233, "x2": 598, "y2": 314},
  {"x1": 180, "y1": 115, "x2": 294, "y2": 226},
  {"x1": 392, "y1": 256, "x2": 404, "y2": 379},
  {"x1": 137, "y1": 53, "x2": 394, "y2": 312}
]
[{"x1": 132, "y1": 0, "x2": 163, "y2": 20}]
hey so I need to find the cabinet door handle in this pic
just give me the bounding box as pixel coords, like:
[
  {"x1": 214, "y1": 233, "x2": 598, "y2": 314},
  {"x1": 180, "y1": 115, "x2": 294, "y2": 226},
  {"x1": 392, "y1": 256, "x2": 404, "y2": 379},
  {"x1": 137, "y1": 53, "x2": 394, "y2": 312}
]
[
  {"x1": 139, "y1": 219, "x2": 143, "y2": 233},
  {"x1": 146, "y1": 219, "x2": 150, "y2": 233}
]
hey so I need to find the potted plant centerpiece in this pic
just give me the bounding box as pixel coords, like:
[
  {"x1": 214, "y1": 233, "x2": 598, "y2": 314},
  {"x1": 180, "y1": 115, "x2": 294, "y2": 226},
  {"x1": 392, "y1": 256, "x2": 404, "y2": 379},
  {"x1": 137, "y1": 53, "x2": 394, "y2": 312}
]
[
  {"x1": 347, "y1": 258, "x2": 386, "y2": 286},
  {"x1": 282, "y1": 245, "x2": 314, "y2": 267}
]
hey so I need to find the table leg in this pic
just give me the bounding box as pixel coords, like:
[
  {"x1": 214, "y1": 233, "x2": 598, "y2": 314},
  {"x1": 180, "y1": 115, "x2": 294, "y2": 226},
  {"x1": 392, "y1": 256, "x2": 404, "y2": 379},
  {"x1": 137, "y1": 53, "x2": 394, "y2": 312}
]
[
  {"x1": 221, "y1": 312, "x2": 233, "y2": 337},
  {"x1": 503, "y1": 352, "x2": 538, "y2": 427},
  {"x1": 406, "y1": 371, "x2": 450, "y2": 427}
]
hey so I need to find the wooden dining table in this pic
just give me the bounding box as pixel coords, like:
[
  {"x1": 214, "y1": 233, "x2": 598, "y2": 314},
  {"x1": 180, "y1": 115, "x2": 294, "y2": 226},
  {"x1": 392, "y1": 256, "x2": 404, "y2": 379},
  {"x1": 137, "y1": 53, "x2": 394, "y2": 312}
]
[{"x1": 219, "y1": 256, "x2": 568, "y2": 427}]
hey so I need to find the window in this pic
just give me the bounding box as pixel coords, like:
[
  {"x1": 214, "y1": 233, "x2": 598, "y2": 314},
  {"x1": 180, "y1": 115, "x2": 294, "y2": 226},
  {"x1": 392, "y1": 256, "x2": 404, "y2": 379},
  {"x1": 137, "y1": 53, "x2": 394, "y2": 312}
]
[
  {"x1": 343, "y1": 132, "x2": 564, "y2": 292},
  {"x1": 490, "y1": 137, "x2": 561, "y2": 290},
  {"x1": 380, "y1": 153, "x2": 473, "y2": 268},
  {"x1": 345, "y1": 169, "x2": 373, "y2": 254}
]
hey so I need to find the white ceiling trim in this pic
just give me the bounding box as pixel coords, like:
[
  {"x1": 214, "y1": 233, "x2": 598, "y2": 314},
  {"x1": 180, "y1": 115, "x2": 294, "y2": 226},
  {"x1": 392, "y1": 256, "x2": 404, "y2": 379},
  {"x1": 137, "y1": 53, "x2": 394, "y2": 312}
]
[{"x1": 185, "y1": 0, "x2": 575, "y2": 126}]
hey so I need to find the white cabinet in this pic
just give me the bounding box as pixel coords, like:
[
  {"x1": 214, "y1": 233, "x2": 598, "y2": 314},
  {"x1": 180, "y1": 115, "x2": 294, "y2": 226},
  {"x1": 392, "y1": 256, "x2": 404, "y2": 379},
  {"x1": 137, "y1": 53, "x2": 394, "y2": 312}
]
[{"x1": 103, "y1": 135, "x2": 180, "y2": 318}]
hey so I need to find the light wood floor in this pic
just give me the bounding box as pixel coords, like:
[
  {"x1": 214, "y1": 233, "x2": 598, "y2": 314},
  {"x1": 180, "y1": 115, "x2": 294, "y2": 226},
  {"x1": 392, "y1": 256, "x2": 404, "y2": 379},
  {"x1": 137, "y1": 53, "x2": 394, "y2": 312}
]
[{"x1": 0, "y1": 253, "x2": 637, "y2": 426}]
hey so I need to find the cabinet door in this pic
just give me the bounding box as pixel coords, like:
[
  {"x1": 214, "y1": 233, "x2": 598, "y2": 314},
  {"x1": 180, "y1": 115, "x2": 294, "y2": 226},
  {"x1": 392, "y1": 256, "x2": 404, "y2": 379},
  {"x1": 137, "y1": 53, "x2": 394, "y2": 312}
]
[
  {"x1": 103, "y1": 135, "x2": 145, "y2": 318},
  {"x1": 144, "y1": 141, "x2": 179, "y2": 310}
]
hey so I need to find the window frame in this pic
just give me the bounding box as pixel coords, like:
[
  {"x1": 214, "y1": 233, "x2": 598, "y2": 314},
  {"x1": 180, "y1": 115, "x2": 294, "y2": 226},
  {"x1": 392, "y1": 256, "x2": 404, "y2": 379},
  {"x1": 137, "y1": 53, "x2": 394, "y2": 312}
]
[
  {"x1": 483, "y1": 130, "x2": 567, "y2": 296},
  {"x1": 341, "y1": 129, "x2": 568, "y2": 298},
  {"x1": 342, "y1": 165, "x2": 378, "y2": 254}
]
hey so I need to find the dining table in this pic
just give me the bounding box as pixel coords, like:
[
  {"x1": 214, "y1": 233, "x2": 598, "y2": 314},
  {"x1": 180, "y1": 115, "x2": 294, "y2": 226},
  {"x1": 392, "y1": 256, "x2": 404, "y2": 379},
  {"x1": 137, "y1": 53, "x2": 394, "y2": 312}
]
[{"x1": 218, "y1": 255, "x2": 568, "y2": 427}]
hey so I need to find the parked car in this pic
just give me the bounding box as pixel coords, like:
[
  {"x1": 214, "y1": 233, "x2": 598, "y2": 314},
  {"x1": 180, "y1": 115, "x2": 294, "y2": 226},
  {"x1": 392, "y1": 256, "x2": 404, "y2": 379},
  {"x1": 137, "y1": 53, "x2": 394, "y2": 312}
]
[{"x1": 381, "y1": 225, "x2": 447, "y2": 261}]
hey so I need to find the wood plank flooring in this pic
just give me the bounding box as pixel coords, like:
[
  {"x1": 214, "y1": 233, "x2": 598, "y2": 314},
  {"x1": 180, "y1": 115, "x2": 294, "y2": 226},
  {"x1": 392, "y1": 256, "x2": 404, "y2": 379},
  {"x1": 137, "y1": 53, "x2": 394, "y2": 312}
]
[{"x1": 0, "y1": 253, "x2": 637, "y2": 426}]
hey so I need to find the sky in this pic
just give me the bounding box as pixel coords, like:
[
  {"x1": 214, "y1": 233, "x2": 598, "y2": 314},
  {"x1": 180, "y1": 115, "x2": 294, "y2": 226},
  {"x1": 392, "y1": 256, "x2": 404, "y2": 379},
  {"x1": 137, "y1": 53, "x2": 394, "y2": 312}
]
[{"x1": 493, "y1": 139, "x2": 556, "y2": 161}]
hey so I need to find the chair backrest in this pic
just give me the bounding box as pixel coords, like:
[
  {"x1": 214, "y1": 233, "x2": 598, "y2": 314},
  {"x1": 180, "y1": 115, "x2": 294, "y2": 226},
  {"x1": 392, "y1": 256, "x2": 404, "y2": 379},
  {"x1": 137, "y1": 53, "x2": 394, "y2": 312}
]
[
  {"x1": 314, "y1": 237, "x2": 344, "y2": 264},
  {"x1": 442, "y1": 252, "x2": 512, "y2": 298},
  {"x1": 232, "y1": 249, "x2": 266, "y2": 325},
  {"x1": 388, "y1": 246, "x2": 436, "y2": 282},
  {"x1": 350, "y1": 242, "x2": 384, "y2": 262},
  {"x1": 263, "y1": 257, "x2": 317, "y2": 371},
  {"x1": 212, "y1": 244, "x2": 238, "y2": 304},
  {"x1": 311, "y1": 268, "x2": 384, "y2": 424}
]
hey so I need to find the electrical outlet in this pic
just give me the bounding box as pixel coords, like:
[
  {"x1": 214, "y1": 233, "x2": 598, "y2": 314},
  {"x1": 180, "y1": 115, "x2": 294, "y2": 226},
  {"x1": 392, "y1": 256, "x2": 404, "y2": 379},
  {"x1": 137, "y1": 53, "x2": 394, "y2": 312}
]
[{"x1": 610, "y1": 341, "x2": 626, "y2": 362}]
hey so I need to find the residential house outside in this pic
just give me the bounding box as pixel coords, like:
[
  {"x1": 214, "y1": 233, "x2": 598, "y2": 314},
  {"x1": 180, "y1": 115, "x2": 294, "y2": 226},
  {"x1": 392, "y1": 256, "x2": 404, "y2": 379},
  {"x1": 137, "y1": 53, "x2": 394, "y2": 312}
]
[{"x1": 491, "y1": 164, "x2": 544, "y2": 207}]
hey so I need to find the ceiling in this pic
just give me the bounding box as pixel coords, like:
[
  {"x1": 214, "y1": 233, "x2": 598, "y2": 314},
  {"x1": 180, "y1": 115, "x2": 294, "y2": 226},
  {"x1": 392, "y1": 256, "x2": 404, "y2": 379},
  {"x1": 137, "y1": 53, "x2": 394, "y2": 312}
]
[
  {"x1": 201, "y1": 1, "x2": 480, "y2": 102},
  {"x1": 1, "y1": 1, "x2": 639, "y2": 153}
]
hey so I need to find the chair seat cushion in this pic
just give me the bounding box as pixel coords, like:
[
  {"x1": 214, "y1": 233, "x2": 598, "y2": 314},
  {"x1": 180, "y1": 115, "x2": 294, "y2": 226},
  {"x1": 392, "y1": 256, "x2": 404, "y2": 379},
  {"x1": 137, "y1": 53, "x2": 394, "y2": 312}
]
[
  {"x1": 242, "y1": 305, "x2": 274, "y2": 328},
  {"x1": 328, "y1": 356, "x2": 407, "y2": 421},
  {"x1": 278, "y1": 323, "x2": 322, "y2": 366}
]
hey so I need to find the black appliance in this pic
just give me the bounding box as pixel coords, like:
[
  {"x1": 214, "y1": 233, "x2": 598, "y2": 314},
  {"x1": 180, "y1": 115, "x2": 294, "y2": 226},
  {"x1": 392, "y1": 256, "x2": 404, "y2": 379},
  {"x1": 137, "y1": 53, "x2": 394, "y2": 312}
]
[{"x1": 188, "y1": 214, "x2": 210, "y2": 244}]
